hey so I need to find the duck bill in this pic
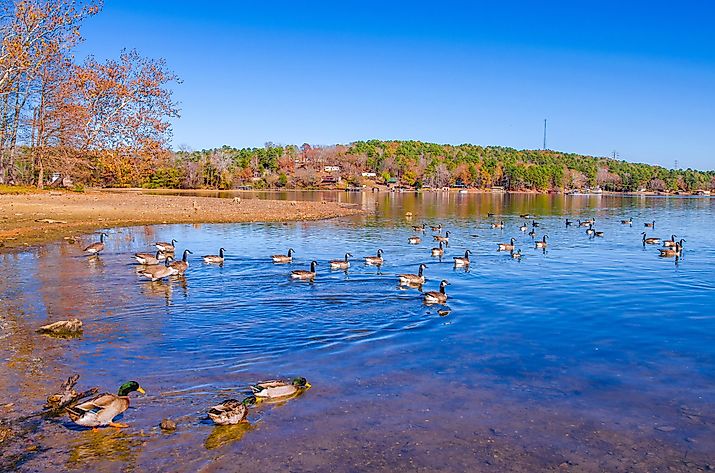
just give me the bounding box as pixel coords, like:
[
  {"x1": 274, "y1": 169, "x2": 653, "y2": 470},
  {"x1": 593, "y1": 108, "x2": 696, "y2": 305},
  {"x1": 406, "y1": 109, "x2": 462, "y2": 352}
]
[
  {"x1": 305, "y1": 383, "x2": 312, "y2": 389},
  {"x1": 137, "y1": 387, "x2": 146, "y2": 395}
]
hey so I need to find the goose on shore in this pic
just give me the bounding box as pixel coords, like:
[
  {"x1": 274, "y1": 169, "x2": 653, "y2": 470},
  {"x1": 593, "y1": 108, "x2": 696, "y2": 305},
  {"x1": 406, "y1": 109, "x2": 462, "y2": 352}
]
[
  {"x1": 398, "y1": 263, "x2": 427, "y2": 285},
  {"x1": 203, "y1": 248, "x2": 225, "y2": 264},
  {"x1": 272, "y1": 248, "x2": 294, "y2": 263},
  {"x1": 329, "y1": 253, "x2": 352, "y2": 270},
  {"x1": 208, "y1": 396, "x2": 257, "y2": 425},
  {"x1": 497, "y1": 238, "x2": 516, "y2": 251},
  {"x1": 431, "y1": 241, "x2": 445, "y2": 256},
  {"x1": 433, "y1": 231, "x2": 451, "y2": 243},
  {"x1": 134, "y1": 250, "x2": 165, "y2": 265},
  {"x1": 139, "y1": 257, "x2": 178, "y2": 281},
  {"x1": 453, "y1": 250, "x2": 471, "y2": 267},
  {"x1": 641, "y1": 232, "x2": 660, "y2": 245},
  {"x1": 155, "y1": 239, "x2": 177, "y2": 253},
  {"x1": 364, "y1": 249, "x2": 384, "y2": 265},
  {"x1": 535, "y1": 235, "x2": 548, "y2": 248},
  {"x1": 291, "y1": 261, "x2": 318, "y2": 280},
  {"x1": 170, "y1": 249, "x2": 193, "y2": 273},
  {"x1": 84, "y1": 232, "x2": 107, "y2": 255},
  {"x1": 66, "y1": 381, "x2": 145, "y2": 428},
  {"x1": 408, "y1": 236, "x2": 422, "y2": 244},
  {"x1": 424, "y1": 280, "x2": 450, "y2": 304}
]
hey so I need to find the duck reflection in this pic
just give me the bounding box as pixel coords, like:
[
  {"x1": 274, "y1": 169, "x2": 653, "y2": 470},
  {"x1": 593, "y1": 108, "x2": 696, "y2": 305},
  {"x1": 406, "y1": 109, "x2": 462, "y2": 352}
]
[
  {"x1": 67, "y1": 428, "x2": 145, "y2": 467},
  {"x1": 204, "y1": 422, "x2": 255, "y2": 450}
]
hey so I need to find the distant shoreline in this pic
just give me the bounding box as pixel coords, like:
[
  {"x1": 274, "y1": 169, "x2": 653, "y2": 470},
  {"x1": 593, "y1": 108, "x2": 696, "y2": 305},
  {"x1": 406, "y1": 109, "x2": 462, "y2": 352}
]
[{"x1": 0, "y1": 190, "x2": 362, "y2": 253}]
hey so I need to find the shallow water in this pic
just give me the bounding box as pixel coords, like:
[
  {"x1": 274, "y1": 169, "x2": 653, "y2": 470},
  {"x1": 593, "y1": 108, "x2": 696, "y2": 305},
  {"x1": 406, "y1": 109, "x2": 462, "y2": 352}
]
[{"x1": 1, "y1": 193, "x2": 714, "y2": 472}]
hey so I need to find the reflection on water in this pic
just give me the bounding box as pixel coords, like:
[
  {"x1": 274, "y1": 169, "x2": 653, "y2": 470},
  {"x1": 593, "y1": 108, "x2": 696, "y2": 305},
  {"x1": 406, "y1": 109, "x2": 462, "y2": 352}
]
[{"x1": 1, "y1": 193, "x2": 714, "y2": 471}]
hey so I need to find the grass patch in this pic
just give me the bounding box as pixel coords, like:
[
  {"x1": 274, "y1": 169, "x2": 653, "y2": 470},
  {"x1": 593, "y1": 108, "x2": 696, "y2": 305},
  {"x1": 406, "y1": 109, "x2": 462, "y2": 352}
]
[{"x1": 0, "y1": 185, "x2": 39, "y2": 195}]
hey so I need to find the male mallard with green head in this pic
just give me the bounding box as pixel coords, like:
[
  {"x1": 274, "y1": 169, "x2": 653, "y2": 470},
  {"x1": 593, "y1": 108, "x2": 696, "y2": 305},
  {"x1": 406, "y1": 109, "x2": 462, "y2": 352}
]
[
  {"x1": 66, "y1": 381, "x2": 145, "y2": 428},
  {"x1": 250, "y1": 377, "x2": 311, "y2": 400}
]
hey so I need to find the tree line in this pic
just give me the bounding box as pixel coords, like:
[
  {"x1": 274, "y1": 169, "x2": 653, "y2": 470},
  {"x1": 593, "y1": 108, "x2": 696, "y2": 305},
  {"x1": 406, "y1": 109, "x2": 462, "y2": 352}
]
[{"x1": 0, "y1": 0, "x2": 179, "y2": 188}]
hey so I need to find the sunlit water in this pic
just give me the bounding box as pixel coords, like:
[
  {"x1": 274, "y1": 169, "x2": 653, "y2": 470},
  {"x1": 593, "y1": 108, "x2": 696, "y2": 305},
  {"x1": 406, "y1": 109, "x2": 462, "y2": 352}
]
[{"x1": 1, "y1": 192, "x2": 714, "y2": 472}]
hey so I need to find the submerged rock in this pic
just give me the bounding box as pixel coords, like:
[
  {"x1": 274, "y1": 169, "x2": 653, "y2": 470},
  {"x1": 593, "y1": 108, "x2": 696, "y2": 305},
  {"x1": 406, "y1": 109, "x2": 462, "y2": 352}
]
[
  {"x1": 160, "y1": 418, "x2": 177, "y2": 431},
  {"x1": 36, "y1": 319, "x2": 83, "y2": 337}
]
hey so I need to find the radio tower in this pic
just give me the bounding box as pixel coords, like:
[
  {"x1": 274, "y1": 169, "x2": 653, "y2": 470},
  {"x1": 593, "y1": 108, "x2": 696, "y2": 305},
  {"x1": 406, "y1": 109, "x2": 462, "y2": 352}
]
[{"x1": 543, "y1": 119, "x2": 547, "y2": 150}]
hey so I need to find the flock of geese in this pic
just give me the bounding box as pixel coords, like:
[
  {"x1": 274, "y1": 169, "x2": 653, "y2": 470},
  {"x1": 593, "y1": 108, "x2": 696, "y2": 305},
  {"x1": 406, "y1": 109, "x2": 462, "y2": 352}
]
[{"x1": 72, "y1": 212, "x2": 684, "y2": 429}]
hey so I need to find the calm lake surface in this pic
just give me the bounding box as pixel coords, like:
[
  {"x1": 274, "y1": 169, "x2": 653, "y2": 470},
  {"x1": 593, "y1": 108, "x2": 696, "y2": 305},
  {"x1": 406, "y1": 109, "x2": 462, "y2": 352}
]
[{"x1": 1, "y1": 192, "x2": 714, "y2": 472}]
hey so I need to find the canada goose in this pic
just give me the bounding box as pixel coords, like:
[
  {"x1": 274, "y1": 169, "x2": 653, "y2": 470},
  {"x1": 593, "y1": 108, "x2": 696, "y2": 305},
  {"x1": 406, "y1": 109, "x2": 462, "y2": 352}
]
[
  {"x1": 412, "y1": 223, "x2": 426, "y2": 232},
  {"x1": 565, "y1": 219, "x2": 573, "y2": 227},
  {"x1": 134, "y1": 250, "x2": 165, "y2": 265},
  {"x1": 497, "y1": 238, "x2": 516, "y2": 251},
  {"x1": 291, "y1": 261, "x2": 318, "y2": 280},
  {"x1": 433, "y1": 231, "x2": 451, "y2": 243},
  {"x1": 641, "y1": 232, "x2": 660, "y2": 245},
  {"x1": 535, "y1": 235, "x2": 548, "y2": 248},
  {"x1": 250, "y1": 377, "x2": 311, "y2": 400},
  {"x1": 519, "y1": 223, "x2": 528, "y2": 232},
  {"x1": 139, "y1": 257, "x2": 178, "y2": 281},
  {"x1": 408, "y1": 236, "x2": 422, "y2": 244},
  {"x1": 398, "y1": 263, "x2": 427, "y2": 285},
  {"x1": 66, "y1": 381, "x2": 145, "y2": 428},
  {"x1": 203, "y1": 248, "x2": 225, "y2": 264},
  {"x1": 594, "y1": 230, "x2": 604, "y2": 237},
  {"x1": 272, "y1": 248, "x2": 295, "y2": 263},
  {"x1": 84, "y1": 232, "x2": 107, "y2": 255},
  {"x1": 532, "y1": 220, "x2": 539, "y2": 227},
  {"x1": 644, "y1": 220, "x2": 655, "y2": 228},
  {"x1": 155, "y1": 239, "x2": 177, "y2": 253},
  {"x1": 491, "y1": 221, "x2": 505, "y2": 229},
  {"x1": 430, "y1": 224, "x2": 443, "y2": 232},
  {"x1": 329, "y1": 253, "x2": 352, "y2": 270},
  {"x1": 511, "y1": 249, "x2": 522, "y2": 259},
  {"x1": 364, "y1": 249, "x2": 384, "y2": 265},
  {"x1": 424, "y1": 280, "x2": 450, "y2": 304},
  {"x1": 621, "y1": 218, "x2": 633, "y2": 225},
  {"x1": 659, "y1": 240, "x2": 684, "y2": 257},
  {"x1": 528, "y1": 229, "x2": 536, "y2": 238},
  {"x1": 487, "y1": 213, "x2": 495, "y2": 217},
  {"x1": 453, "y1": 250, "x2": 471, "y2": 267},
  {"x1": 578, "y1": 219, "x2": 594, "y2": 227},
  {"x1": 586, "y1": 224, "x2": 595, "y2": 236},
  {"x1": 208, "y1": 396, "x2": 257, "y2": 425},
  {"x1": 663, "y1": 235, "x2": 678, "y2": 247},
  {"x1": 170, "y1": 249, "x2": 193, "y2": 273},
  {"x1": 431, "y1": 241, "x2": 445, "y2": 256},
  {"x1": 519, "y1": 214, "x2": 533, "y2": 219}
]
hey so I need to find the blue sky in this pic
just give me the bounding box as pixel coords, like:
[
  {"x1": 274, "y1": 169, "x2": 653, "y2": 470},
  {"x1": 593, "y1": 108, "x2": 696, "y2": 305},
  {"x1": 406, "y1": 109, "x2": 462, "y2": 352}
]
[{"x1": 77, "y1": 1, "x2": 715, "y2": 169}]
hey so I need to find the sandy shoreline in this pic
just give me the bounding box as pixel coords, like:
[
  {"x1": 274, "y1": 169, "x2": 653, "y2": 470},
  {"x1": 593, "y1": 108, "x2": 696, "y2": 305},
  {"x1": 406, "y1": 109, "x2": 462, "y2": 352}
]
[{"x1": 0, "y1": 191, "x2": 362, "y2": 251}]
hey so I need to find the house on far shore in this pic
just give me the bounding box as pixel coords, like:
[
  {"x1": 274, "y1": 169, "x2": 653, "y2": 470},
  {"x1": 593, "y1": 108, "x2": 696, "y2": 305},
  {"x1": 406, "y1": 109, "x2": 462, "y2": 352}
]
[
  {"x1": 322, "y1": 175, "x2": 341, "y2": 185},
  {"x1": 361, "y1": 172, "x2": 377, "y2": 178},
  {"x1": 324, "y1": 165, "x2": 341, "y2": 173},
  {"x1": 386, "y1": 177, "x2": 398, "y2": 185}
]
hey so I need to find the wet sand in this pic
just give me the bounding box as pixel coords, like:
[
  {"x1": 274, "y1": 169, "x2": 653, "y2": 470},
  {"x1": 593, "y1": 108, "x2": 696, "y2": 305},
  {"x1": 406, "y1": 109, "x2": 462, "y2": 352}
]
[{"x1": 0, "y1": 190, "x2": 362, "y2": 251}]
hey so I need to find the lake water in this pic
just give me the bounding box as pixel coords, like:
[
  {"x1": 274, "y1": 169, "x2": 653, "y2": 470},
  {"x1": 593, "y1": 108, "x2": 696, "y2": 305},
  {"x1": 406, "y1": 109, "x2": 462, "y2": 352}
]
[{"x1": 1, "y1": 192, "x2": 714, "y2": 472}]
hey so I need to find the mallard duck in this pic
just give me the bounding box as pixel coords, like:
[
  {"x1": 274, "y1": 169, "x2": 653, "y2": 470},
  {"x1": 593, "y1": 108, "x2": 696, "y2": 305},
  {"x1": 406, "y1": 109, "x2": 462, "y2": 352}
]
[
  {"x1": 408, "y1": 236, "x2": 422, "y2": 244},
  {"x1": 659, "y1": 240, "x2": 684, "y2": 256},
  {"x1": 398, "y1": 263, "x2": 427, "y2": 285},
  {"x1": 250, "y1": 377, "x2": 311, "y2": 400},
  {"x1": 535, "y1": 235, "x2": 548, "y2": 248},
  {"x1": 66, "y1": 381, "x2": 145, "y2": 428},
  {"x1": 423, "y1": 280, "x2": 449, "y2": 304},
  {"x1": 453, "y1": 250, "x2": 471, "y2": 266},
  {"x1": 412, "y1": 223, "x2": 426, "y2": 232},
  {"x1": 621, "y1": 218, "x2": 633, "y2": 225},
  {"x1": 208, "y1": 396, "x2": 256, "y2": 425},
  {"x1": 155, "y1": 239, "x2": 177, "y2": 253},
  {"x1": 497, "y1": 238, "x2": 516, "y2": 251},
  {"x1": 329, "y1": 253, "x2": 352, "y2": 270},
  {"x1": 431, "y1": 241, "x2": 444, "y2": 256},
  {"x1": 291, "y1": 261, "x2": 318, "y2": 280},
  {"x1": 433, "y1": 231, "x2": 451, "y2": 243},
  {"x1": 139, "y1": 257, "x2": 178, "y2": 281},
  {"x1": 203, "y1": 248, "x2": 225, "y2": 264},
  {"x1": 663, "y1": 235, "x2": 678, "y2": 247},
  {"x1": 519, "y1": 223, "x2": 528, "y2": 232},
  {"x1": 170, "y1": 249, "x2": 193, "y2": 273},
  {"x1": 511, "y1": 249, "x2": 522, "y2": 259},
  {"x1": 491, "y1": 221, "x2": 505, "y2": 229},
  {"x1": 84, "y1": 232, "x2": 107, "y2": 255},
  {"x1": 364, "y1": 249, "x2": 384, "y2": 265},
  {"x1": 644, "y1": 220, "x2": 655, "y2": 228},
  {"x1": 272, "y1": 248, "x2": 295, "y2": 263},
  {"x1": 641, "y1": 232, "x2": 660, "y2": 245},
  {"x1": 134, "y1": 250, "x2": 165, "y2": 265},
  {"x1": 430, "y1": 224, "x2": 443, "y2": 232},
  {"x1": 565, "y1": 219, "x2": 573, "y2": 227}
]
